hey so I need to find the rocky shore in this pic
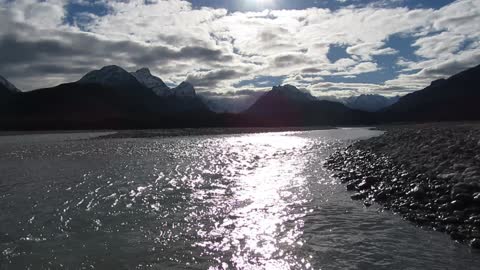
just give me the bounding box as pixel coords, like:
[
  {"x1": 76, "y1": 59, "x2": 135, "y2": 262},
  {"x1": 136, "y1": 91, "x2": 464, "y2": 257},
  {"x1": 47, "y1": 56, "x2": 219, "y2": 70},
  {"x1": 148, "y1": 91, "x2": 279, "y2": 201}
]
[{"x1": 325, "y1": 123, "x2": 480, "y2": 248}]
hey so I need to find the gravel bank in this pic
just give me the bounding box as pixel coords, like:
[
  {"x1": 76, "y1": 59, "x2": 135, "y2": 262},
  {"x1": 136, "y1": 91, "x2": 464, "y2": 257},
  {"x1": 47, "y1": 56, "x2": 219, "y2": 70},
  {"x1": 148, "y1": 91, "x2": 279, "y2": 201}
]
[
  {"x1": 325, "y1": 123, "x2": 480, "y2": 248},
  {"x1": 94, "y1": 126, "x2": 332, "y2": 139}
]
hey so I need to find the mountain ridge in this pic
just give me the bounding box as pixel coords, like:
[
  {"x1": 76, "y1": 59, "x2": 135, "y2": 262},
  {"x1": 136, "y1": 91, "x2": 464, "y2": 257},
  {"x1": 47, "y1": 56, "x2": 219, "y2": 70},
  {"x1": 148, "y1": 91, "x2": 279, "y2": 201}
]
[
  {"x1": 382, "y1": 63, "x2": 480, "y2": 122},
  {"x1": 245, "y1": 84, "x2": 374, "y2": 126},
  {"x1": 0, "y1": 75, "x2": 20, "y2": 93},
  {"x1": 1, "y1": 63, "x2": 479, "y2": 130},
  {"x1": 131, "y1": 68, "x2": 173, "y2": 97}
]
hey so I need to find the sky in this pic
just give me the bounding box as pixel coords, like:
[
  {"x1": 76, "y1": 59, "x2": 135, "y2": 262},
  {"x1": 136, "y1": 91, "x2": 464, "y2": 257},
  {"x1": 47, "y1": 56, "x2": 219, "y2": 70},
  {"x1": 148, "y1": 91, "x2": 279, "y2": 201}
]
[{"x1": 0, "y1": 0, "x2": 479, "y2": 100}]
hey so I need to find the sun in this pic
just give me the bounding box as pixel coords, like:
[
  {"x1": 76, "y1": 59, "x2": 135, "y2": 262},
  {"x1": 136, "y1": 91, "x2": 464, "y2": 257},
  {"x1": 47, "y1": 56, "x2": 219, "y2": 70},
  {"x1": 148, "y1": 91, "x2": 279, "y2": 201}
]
[{"x1": 246, "y1": 0, "x2": 276, "y2": 8}]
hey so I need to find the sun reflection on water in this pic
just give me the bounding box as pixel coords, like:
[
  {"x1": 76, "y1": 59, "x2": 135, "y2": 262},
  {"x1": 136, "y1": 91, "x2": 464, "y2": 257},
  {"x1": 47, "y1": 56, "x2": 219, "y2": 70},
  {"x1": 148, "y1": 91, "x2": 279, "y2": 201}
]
[{"x1": 198, "y1": 132, "x2": 313, "y2": 269}]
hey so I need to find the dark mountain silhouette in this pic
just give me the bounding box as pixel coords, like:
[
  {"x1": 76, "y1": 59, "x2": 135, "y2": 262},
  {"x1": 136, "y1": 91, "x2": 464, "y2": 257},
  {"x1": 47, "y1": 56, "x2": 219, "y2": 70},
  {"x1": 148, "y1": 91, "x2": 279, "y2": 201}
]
[
  {"x1": 2, "y1": 64, "x2": 480, "y2": 130},
  {"x1": 244, "y1": 85, "x2": 373, "y2": 126},
  {"x1": 382, "y1": 64, "x2": 480, "y2": 122},
  {"x1": 0, "y1": 82, "x2": 16, "y2": 102},
  {"x1": 0, "y1": 66, "x2": 212, "y2": 130},
  {"x1": 0, "y1": 75, "x2": 20, "y2": 113},
  {"x1": 0, "y1": 75, "x2": 19, "y2": 93}
]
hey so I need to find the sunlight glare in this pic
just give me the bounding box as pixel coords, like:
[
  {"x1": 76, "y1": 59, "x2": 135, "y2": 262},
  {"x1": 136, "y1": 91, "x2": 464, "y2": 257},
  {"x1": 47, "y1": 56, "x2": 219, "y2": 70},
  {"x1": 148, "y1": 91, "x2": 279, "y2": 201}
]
[
  {"x1": 245, "y1": 0, "x2": 276, "y2": 9},
  {"x1": 200, "y1": 132, "x2": 312, "y2": 269}
]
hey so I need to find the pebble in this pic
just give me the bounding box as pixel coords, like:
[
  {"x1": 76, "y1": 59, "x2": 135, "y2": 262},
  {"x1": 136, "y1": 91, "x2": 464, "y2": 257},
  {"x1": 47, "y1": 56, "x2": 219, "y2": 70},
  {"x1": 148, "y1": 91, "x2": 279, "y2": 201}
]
[
  {"x1": 325, "y1": 124, "x2": 480, "y2": 248},
  {"x1": 351, "y1": 192, "x2": 367, "y2": 200},
  {"x1": 471, "y1": 238, "x2": 480, "y2": 249}
]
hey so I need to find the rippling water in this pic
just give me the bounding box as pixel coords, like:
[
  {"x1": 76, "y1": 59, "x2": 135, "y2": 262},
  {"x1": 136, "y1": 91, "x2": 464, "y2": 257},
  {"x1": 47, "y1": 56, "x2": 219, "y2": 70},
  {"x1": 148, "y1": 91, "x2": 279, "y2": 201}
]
[{"x1": 1, "y1": 129, "x2": 479, "y2": 269}]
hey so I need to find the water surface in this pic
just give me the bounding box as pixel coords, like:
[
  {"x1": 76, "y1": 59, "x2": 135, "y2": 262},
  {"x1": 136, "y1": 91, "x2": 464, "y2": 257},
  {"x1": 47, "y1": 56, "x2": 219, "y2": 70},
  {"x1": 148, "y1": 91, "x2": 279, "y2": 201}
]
[{"x1": 1, "y1": 129, "x2": 479, "y2": 269}]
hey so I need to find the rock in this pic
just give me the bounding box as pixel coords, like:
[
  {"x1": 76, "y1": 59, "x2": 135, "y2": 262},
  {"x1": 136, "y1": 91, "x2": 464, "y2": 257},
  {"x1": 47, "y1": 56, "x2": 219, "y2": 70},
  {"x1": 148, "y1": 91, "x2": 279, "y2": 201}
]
[
  {"x1": 437, "y1": 173, "x2": 457, "y2": 180},
  {"x1": 351, "y1": 192, "x2": 367, "y2": 200},
  {"x1": 357, "y1": 176, "x2": 377, "y2": 190},
  {"x1": 443, "y1": 216, "x2": 461, "y2": 224},
  {"x1": 453, "y1": 193, "x2": 473, "y2": 204},
  {"x1": 452, "y1": 182, "x2": 473, "y2": 195},
  {"x1": 450, "y1": 200, "x2": 466, "y2": 210},
  {"x1": 467, "y1": 215, "x2": 480, "y2": 226},
  {"x1": 453, "y1": 163, "x2": 468, "y2": 171},
  {"x1": 325, "y1": 124, "x2": 480, "y2": 248},
  {"x1": 346, "y1": 181, "x2": 357, "y2": 191},
  {"x1": 473, "y1": 192, "x2": 480, "y2": 203},
  {"x1": 408, "y1": 185, "x2": 426, "y2": 200},
  {"x1": 450, "y1": 231, "x2": 467, "y2": 240},
  {"x1": 453, "y1": 210, "x2": 465, "y2": 219},
  {"x1": 435, "y1": 195, "x2": 450, "y2": 204},
  {"x1": 470, "y1": 238, "x2": 480, "y2": 249},
  {"x1": 375, "y1": 190, "x2": 388, "y2": 202}
]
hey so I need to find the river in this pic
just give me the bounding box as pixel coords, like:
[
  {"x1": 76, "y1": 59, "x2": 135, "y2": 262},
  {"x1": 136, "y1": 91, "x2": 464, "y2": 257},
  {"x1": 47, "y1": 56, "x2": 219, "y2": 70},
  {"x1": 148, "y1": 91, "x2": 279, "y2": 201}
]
[{"x1": 1, "y1": 128, "x2": 479, "y2": 269}]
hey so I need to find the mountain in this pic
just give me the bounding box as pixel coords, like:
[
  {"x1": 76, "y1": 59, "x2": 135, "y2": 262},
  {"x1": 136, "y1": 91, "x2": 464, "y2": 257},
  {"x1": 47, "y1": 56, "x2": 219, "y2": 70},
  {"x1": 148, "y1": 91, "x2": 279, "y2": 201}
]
[
  {"x1": 0, "y1": 66, "x2": 214, "y2": 130},
  {"x1": 0, "y1": 75, "x2": 20, "y2": 104},
  {"x1": 78, "y1": 65, "x2": 149, "y2": 91},
  {"x1": 344, "y1": 94, "x2": 400, "y2": 112},
  {"x1": 0, "y1": 75, "x2": 20, "y2": 93},
  {"x1": 263, "y1": 84, "x2": 317, "y2": 102},
  {"x1": 173, "y1": 82, "x2": 196, "y2": 98},
  {"x1": 78, "y1": 65, "x2": 171, "y2": 113},
  {"x1": 383, "y1": 64, "x2": 480, "y2": 122},
  {"x1": 131, "y1": 68, "x2": 173, "y2": 97},
  {"x1": 0, "y1": 75, "x2": 20, "y2": 113},
  {"x1": 200, "y1": 95, "x2": 263, "y2": 113},
  {"x1": 1, "y1": 81, "x2": 212, "y2": 130},
  {"x1": 130, "y1": 68, "x2": 197, "y2": 98},
  {"x1": 3, "y1": 63, "x2": 479, "y2": 130},
  {"x1": 77, "y1": 65, "x2": 209, "y2": 113},
  {"x1": 244, "y1": 84, "x2": 373, "y2": 126}
]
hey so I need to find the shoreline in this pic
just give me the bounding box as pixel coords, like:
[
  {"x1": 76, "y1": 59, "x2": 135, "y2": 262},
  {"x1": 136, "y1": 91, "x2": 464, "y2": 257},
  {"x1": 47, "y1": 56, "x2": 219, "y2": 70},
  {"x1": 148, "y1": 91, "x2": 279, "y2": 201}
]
[
  {"x1": 0, "y1": 126, "x2": 335, "y2": 139},
  {"x1": 325, "y1": 122, "x2": 480, "y2": 248},
  {"x1": 93, "y1": 126, "x2": 337, "y2": 139}
]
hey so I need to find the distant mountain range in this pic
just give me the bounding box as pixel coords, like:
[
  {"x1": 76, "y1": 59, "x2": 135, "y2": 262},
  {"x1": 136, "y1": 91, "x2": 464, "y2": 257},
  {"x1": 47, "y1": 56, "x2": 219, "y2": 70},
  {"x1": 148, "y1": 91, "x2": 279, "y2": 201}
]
[
  {"x1": 243, "y1": 85, "x2": 373, "y2": 126},
  {"x1": 203, "y1": 90, "x2": 399, "y2": 113},
  {"x1": 0, "y1": 63, "x2": 479, "y2": 130},
  {"x1": 343, "y1": 94, "x2": 400, "y2": 112}
]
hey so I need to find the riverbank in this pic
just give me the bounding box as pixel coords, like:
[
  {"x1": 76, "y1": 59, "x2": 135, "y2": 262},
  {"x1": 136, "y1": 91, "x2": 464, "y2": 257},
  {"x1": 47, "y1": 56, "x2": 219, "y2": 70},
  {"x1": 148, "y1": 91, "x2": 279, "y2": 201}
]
[
  {"x1": 93, "y1": 126, "x2": 335, "y2": 139},
  {"x1": 0, "y1": 126, "x2": 335, "y2": 139},
  {"x1": 325, "y1": 122, "x2": 480, "y2": 248}
]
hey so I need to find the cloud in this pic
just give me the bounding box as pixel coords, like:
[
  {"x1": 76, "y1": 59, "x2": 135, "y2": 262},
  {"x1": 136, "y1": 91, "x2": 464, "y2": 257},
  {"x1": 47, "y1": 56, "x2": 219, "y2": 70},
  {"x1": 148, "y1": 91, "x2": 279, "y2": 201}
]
[
  {"x1": 346, "y1": 42, "x2": 398, "y2": 60},
  {"x1": 273, "y1": 53, "x2": 309, "y2": 68},
  {"x1": 0, "y1": 0, "x2": 478, "y2": 98},
  {"x1": 186, "y1": 69, "x2": 245, "y2": 88}
]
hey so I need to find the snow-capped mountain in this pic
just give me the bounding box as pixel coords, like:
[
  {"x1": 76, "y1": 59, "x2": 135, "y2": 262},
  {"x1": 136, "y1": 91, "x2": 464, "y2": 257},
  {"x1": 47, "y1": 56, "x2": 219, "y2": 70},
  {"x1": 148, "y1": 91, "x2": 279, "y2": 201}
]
[
  {"x1": 78, "y1": 65, "x2": 145, "y2": 91},
  {"x1": 269, "y1": 84, "x2": 317, "y2": 102},
  {"x1": 0, "y1": 75, "x2": 20, "y2": 93},
  {"x1": 131, "y1": 68, "x2": 173, "y2": 97},
  {"x1": 343, "y1": 94, "x2": 400, "y2": 112},
  {"x1": 173, "y1": 82, "x2": 196, "y2": 98}
]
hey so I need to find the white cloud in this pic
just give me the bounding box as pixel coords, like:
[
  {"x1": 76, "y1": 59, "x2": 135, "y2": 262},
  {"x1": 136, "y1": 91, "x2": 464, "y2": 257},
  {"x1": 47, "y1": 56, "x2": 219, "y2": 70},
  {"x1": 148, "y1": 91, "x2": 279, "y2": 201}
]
[
  {"x1": 347, "y1": 42, "x2": 397, "y2": 61},
  {"x1": 0, "y1": 0, "x2": 478, "y2": 98}
]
